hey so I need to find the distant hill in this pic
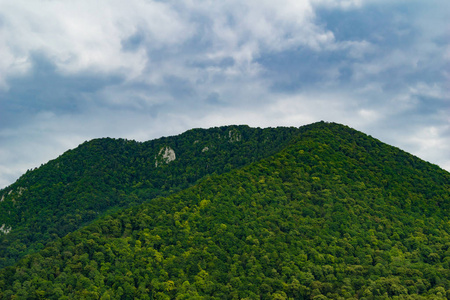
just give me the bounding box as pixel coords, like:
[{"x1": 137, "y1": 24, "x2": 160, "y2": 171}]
[
  {"x1": 0, "y1": 122, "x2": 449, "y2": 299},
  {"x1": 0, "y1": 125, "x2": 300, "y2": 268}
]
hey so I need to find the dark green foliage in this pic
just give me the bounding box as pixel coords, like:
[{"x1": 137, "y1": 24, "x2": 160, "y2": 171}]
[
  {"x1": 0, "y1": 125, "x2": 299, "y2": 268},
  {"x1": 0, "y1": 122, "x2": 449, "y2": 299}
]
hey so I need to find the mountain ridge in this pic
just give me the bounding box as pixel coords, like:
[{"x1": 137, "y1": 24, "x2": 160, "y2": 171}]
[
  {"x1": 0, "y1": 124, "x2": 301, "y2": 268},
  {"x1": 0, "y1": 121, "x2": 449, "y2": 299}
]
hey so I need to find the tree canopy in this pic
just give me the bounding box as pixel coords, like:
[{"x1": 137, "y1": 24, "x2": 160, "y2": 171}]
[{"x1": 0, "y1": 122, "x2": 449, "y2": 299}]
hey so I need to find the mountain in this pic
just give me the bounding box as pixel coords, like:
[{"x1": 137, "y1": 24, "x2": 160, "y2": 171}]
[
  {"x1": 0, "y1": 125, "x2": 300, "y2": 268},
  {"x1": 0, "y1": 122, "x2": 449, "y2": 299}
]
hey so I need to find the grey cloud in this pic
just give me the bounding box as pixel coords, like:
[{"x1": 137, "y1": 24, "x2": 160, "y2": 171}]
[
  {"x1": 162, "y1": 75, "x2": 197, "y2": 100},
  {"x1": 0, "y1": 0, "x2": 449, "y2": 188},
  {"x1": 205, "y1": 92, "x2": 224, "y2": 106},
  {"x1": 187, "y1": 57, "x2": 235, "y2": 70},
  {"x1": 121, "y1": 30, "x2": 147, "y2": 52},
  {"x1": 1, "y1": 53, "x2": 123, "y2": 115}
]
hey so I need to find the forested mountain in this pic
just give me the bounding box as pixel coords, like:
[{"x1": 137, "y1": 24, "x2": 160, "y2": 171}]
[
  {"x1": 1, "y1": 122, "x2": 449, "y2": 299},
  {"x1": 0, "y1": 125, "x2": 300, "y2": 268}
]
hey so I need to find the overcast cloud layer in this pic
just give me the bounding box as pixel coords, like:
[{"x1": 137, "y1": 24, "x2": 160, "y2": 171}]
[{"x1": 0, "y1": 0, "x2": 449, "y2": 188}]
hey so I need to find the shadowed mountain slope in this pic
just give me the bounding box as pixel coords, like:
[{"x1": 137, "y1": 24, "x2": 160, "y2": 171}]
[
  {"x1": 0, "y1": 122, "x2": 449, "y2": 299},
  {"x1": 0, "y1": 125, "x2": 300, "y2": 268}
]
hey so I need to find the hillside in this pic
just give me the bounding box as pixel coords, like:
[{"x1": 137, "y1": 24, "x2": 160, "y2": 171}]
[
  {"x1": 0, "y1": 125, "x2": 300, "y2": 268},
  {"x1": 0, "y1": 122, "x2": 449, "y2": 299}
]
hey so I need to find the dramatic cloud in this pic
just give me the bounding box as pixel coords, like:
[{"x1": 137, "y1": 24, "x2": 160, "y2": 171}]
[{"x1": 0, "y1": 0, "x2": 449, "y2": 187}]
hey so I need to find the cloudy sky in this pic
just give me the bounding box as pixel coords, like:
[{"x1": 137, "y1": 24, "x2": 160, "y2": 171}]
[{"x1": 0, "y1": 0, "x2": 449, "y2": 188}]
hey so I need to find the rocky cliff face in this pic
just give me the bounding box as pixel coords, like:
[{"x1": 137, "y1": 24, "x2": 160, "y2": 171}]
[{"x1": 155, "y1": 146, "x2": 176, "y2": 167}]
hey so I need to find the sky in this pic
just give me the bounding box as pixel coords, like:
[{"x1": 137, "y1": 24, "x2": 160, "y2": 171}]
[{"x1": 0, "y1": 0, "x2": 449, "y2": 188}]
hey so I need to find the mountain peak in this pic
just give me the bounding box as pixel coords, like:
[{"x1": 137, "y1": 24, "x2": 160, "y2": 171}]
[{"x1": 0, "y1": 123, "x2": 449, "y2": 299}]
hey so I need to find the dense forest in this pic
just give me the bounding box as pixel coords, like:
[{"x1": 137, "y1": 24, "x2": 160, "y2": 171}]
[
  {"x1": 0, "y1": 122, "x2": 449, "y2": 299},
  {"x1": 0, "y1": 125, "x2": 300, "y2": 268}
]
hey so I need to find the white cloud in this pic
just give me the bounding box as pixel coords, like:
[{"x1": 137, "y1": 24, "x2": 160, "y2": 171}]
[
  {"x1": 401, "y1": 124, "x2": 450, "y2": 168},
  {"x1": 0, "y1": 0, "x2": 449, "y2": 188},
  {"x1": 0, "y1": 0, "x2": 343, "y2": 90},
  {"x1": 409, "y1": 82, "x2": 447, "y2": 100},
  {"x1": 0, "y1": 0, "x2": 194, "y2": 85},
  {"x1": 311, "y1": 0, "x2": 365, "y2": 10}
]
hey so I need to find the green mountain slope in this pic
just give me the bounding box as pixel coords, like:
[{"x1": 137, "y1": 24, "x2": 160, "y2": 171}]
[
  {"x1": 1, "y1": 122, "x2": 449, "y2": 299},
  {"x1": 0, "y1": 125, "x2": 300, "y2": 268}
]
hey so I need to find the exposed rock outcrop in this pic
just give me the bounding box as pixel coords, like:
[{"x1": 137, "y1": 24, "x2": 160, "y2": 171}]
[{"x1": 155, "y1": 146, "x2": 176, "y2": 167}]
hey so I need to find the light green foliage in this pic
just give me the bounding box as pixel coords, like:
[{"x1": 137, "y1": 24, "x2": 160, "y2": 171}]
[{"x1": 0, "y1": 122, "x2": 449, "y2": 299}]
